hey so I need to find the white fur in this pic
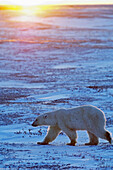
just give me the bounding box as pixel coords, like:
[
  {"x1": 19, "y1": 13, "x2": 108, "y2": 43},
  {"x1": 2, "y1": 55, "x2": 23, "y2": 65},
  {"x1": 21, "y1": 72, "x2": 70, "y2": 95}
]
[{"x1": 32, "y1": 105, "x2": 112, "y2": 145}]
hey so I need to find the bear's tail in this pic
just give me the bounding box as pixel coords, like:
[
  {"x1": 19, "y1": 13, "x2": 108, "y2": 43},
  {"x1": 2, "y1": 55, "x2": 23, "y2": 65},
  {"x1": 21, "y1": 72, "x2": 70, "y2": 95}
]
[{"x1": 105, "y1": 131, "x2": 112, "y2": 144}]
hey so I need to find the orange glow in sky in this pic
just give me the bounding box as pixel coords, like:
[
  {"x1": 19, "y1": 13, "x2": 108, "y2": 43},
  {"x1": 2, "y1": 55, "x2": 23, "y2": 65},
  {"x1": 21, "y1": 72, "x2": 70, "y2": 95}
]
[{"x1": 0, "y1": 0, "x2": 113, "y2": 6}]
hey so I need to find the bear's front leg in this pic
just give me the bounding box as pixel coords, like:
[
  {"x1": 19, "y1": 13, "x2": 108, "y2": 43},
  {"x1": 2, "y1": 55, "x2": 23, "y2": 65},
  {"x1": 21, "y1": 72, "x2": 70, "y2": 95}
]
[
  {"x1": 60, "y1": 125, "x2": 77, "y2": 146},
  {"x1": 37, "y1": 126, "x2": 61, "y2": 145},
  {"x1": 67, "y1": 140, "x2": 76, "y2": 146},
  {"x1": 37, "y1": 141, "x2": 48, "y2": 145}
]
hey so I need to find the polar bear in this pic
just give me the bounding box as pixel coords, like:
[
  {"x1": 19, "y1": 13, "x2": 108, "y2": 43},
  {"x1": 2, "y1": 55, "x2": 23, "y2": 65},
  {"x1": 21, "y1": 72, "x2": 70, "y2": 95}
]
[{"x1": 32, "y1": 105, "x2": 112, "y2": 145}]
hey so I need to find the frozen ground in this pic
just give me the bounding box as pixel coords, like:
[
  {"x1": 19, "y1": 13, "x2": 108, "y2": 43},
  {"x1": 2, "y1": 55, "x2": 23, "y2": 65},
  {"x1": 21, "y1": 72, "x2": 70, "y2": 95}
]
[{"x1": 0, "y1": 5, "x2": 113, "y2": 169}]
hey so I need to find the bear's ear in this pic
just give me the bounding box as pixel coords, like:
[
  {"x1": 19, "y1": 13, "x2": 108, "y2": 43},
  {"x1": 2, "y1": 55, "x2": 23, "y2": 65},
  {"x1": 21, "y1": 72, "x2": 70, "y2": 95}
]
[{"x1": 44, "y1": 114, "x2": 48, "y2": 119}]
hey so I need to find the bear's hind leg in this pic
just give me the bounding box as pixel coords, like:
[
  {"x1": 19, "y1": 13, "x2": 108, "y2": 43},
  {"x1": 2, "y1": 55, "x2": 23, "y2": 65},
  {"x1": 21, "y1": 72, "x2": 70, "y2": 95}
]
[
  {"x1": 37, "y1": 126, "x2": 61, "y2": 145},
  {"x1": 85, "y1": 131, "x2": 99, "y2": 145},
  {"x1": 105, "y1": 131, "x2": 112, "y2": 144},
  {"x1": 98, "y1": 130, "x2": 112, "y2": 144}
]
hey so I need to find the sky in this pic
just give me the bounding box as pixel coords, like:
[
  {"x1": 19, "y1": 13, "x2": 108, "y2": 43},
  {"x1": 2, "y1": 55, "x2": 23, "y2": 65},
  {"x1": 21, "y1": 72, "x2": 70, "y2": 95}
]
[{"x1": 0, "y1": 0, "x2": 113, "y2": 6}]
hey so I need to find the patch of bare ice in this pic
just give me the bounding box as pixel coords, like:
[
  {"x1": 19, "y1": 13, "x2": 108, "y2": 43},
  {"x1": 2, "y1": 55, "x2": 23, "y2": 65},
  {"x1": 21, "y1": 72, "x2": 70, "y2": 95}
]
[
  {"x1": 0, "y1": 80, "x2": 45, "y2": 89},
  {"x1": 53, "y1": 63, "x2": 77, "y2": 69}
]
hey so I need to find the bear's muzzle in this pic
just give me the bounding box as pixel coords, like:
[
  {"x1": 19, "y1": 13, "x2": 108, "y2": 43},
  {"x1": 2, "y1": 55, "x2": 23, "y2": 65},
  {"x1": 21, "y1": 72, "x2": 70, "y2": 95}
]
[{"x1": 32, "y1": 122, "x2": 37, "y2": 127}]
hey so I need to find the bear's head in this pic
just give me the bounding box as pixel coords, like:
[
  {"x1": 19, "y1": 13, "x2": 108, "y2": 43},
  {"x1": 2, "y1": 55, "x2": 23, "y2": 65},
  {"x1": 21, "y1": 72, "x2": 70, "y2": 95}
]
[{"x1": 32, "y1": 112, "x2": 57, "y2": 127}]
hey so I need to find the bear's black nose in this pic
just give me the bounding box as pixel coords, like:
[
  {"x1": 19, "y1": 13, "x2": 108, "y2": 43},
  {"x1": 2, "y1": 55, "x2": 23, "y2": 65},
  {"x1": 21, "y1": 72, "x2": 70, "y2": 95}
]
[
  {"x1": 32, "y1": 122, "x2": 37, "y2": 127},
  {"x1": 32, "y1": 122, "x2": 35, "y2": 126}
]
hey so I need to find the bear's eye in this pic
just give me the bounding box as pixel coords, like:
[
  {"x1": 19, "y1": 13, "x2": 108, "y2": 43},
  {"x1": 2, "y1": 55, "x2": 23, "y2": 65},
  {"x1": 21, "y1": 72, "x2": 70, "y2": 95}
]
[{"x1": 44, "y1": 115, "x2": 47, "y2": 119}]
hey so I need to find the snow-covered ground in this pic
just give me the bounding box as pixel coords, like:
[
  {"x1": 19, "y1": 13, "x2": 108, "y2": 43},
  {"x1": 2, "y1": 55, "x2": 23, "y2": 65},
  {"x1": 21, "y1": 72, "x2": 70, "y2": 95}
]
[{"x1": 0, "y1": 5, "x2": 113, "y2": 169}]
